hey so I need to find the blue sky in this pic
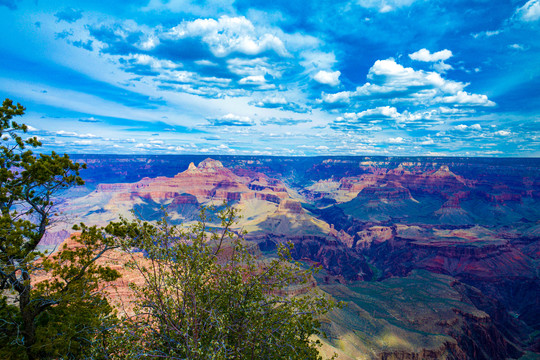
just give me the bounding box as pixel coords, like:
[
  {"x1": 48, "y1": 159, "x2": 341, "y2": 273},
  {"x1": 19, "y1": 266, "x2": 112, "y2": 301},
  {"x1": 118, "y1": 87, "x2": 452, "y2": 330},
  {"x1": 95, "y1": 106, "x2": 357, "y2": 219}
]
[{"x1": 1, "y1": 0, "x2": 539, "y2": 156}]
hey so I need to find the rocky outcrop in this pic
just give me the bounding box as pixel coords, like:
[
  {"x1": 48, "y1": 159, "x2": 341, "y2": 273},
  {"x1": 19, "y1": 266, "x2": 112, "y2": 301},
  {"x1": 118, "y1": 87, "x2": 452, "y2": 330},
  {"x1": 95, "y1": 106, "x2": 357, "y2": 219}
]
[
  {"x1": 277, "y1": 199, "x2": 305, "y2": 215},
  {"x1": 256, "y1": 234, "x2": 373, "y2": 282},
  {"x1": 356, "y1": 182, "x2": 416, "y2": 202},
  {"x1": 355, "y1": 226, "x2": 394, "y2": 250}
]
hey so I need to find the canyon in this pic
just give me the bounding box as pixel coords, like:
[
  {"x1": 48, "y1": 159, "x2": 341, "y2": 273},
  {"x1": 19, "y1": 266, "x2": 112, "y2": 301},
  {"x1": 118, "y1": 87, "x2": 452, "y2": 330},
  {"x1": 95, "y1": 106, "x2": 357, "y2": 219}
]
[{"x1": 45, "y1": 155, "x2": 540, "y2": 360}]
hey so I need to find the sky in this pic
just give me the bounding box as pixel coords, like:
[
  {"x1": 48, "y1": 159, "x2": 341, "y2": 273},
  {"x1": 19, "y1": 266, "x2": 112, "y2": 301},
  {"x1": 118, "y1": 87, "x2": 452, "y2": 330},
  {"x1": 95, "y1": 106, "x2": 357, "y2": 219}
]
[{"x1": 0, "y1": 0, "x2": 539, "y2": 157}]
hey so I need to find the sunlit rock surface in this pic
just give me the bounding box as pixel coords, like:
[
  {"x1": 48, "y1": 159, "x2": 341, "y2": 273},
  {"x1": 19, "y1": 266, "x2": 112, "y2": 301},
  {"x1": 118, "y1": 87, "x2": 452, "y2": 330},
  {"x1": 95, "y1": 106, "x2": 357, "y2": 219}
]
[{"x1": 48, "y1": 155, "x2": 540, "y2": 359}]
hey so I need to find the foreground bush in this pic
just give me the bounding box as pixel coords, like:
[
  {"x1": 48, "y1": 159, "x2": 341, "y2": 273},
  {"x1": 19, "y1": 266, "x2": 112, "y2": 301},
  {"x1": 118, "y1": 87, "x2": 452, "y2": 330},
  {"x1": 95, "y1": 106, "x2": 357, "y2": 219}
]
[{"x1": 96, "y1": 206, "x2": 335, "y2": 360}]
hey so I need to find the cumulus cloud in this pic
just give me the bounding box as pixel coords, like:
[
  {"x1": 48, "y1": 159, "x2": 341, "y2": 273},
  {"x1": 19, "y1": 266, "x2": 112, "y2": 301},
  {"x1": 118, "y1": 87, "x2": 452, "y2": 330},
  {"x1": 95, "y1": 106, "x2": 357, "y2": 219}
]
[
  {"x1": 313, "y1": 70, "x2": 341, "y2": 86},
  {"x1": 409, "y1": 48, "x2": 452, "y2": 62},
  {"x1": 168, "y1": 16, "x2": 289, "y2": 58},
  {"x1": 330, "y1": 105, "x2": 454, "y2": 131},
  {"x1": 409, "y1": 49, "x2": 453, "y2": 73},
  {"x1": 238, "y1": 75, "x2": 274, "y2": 89},
  {"x1": 387, "y1": 137, "x2": 405, "y2": 144},
  {"x1": 339, "y1": 106, "x2": 402, "y2": 122},
  {"x1": 515, "y1": 0, "x2": 540, "y2": 22},
  {"x1": 494, "y1": 130, "x2": 511, "y2": 136},
  {"x1": 125, "y1": 54, "x2": 179, "y2": 70},
  {"x1": 319, "y1": 91, "x2": 351, "y2": 107},
  {"x1": 454, "y1": 123, "x2": 482, "y2": 131},
  {"x1": 85, "y1": 16, "x2": 319, "y2": 99},
  {"x1": 437, "y1": 91, "x2": 495, "y2": 107},
  {"x1": 207, "y1": 113, "x2": 255, "y2": 126},
  {"x1": 319, "y1": 59, "x2": 494, "y2": 109},
  {"x1": 249, "y1": 95, "x2": 309, "y2": 113}
]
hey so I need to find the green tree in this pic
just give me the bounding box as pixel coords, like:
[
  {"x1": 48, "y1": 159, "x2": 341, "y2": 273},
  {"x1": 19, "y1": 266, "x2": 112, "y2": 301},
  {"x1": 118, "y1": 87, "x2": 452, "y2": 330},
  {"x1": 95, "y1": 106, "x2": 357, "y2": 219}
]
[
  {"x1": 0, "y1": 99, "x2": 120, "y2": 359},
  {"x1": 104, "y1": 206, "x2": 335, "y2": 360}
]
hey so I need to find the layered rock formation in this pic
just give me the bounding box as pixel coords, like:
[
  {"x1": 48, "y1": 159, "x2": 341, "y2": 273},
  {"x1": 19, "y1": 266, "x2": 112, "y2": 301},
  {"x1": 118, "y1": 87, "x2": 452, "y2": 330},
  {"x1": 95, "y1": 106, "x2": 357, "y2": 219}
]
[{"x1": 48, "y1": 155, "x2": 540, "y2": 359}]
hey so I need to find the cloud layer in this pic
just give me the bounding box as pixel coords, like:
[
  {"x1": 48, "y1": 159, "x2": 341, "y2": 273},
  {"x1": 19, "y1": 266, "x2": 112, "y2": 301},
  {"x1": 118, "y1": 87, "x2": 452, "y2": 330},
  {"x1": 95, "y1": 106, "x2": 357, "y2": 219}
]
[{"x1": 0, "y1": 0, "x2": 537, "y2": 157}]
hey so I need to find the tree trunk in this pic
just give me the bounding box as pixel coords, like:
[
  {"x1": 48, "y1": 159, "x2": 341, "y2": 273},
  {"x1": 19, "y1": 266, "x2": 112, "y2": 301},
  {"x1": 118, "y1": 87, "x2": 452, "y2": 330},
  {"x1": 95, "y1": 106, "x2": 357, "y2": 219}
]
[{"x1": 20, "y1": 272, "x2": 37, "y2": 360}]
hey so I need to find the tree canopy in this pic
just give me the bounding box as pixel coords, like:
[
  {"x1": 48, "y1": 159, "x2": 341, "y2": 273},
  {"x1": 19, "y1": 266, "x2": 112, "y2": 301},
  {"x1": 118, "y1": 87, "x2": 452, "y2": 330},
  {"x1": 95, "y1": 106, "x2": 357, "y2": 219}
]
[{"x1": 0, "y1": 99, "x2": 120, "y2": 360}]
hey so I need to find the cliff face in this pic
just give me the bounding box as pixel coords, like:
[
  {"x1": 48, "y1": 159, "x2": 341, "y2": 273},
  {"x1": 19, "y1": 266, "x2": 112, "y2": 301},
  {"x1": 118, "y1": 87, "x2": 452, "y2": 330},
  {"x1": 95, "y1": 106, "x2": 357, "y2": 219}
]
[
  {"x1": 319, "y1": 270, "x2": 523, "y2": 360},
  {"x1": 50, "y1": 156, "x2": 540, "y2": 359}
]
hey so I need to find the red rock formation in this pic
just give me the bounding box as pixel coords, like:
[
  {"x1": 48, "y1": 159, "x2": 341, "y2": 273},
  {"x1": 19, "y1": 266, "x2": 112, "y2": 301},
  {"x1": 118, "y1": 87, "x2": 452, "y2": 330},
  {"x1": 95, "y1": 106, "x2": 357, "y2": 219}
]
[
  {"x1": 278, "y1": 199, "x2": 305, "y2": 215},
  {"x1": 357, "y1": 182, "x2": 416, "y2": 202},
  {"x1": 355, "y1": 226, "x2": 394, "y2": 250},
  {"x1": 96, "y1": 158, "x2": 291, "y2": 209}
]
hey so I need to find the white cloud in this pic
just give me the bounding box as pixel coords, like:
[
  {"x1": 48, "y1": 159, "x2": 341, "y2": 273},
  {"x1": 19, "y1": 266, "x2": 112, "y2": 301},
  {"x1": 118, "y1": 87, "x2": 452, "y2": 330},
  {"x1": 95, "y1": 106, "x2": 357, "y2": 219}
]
[
  {"x1": 432, "y1": 62, "x2": 453, "y2": 73},
  {"x1": 169, "y1": 16, "x2": 289, "y2": 58},
  {"x1": 437, "y1": 91, "x2": 495, "y2": 107},
  {"x1": 409, "y1": 48, "x2": 452, "y2": 62},
  {"x1": 366, "y1": 59, "x2": 463, "y2": 93},
  {"x1": 238, "y1": 75, "x2": 274, "y2": 89},
  {"x1": 452, "y1": 123, "x2": 483, "y2": 132},
  {"x1": 509, "y1": 43, "x2": 526, "y2": 51},
  {"x1": 420, "y1": 138, "x2": 435, "y2": 145},
  {"x1": 137, "y1": 35, "x2": 160, "y2": 51},
  {"x1": 341, "y1": 106, "x2": 401, "y2": 121},
  {"x1": 56, "y1": 130, "x2": 97, "y2": 138},
  {"x1": 127, "y1": 54, "x2": 178, "y2": 69},
  {"x1": 300, "y1": 50, "x2": 338, "y2": 74},
  {"x1": 495, "y1": 130, "x2": 511, "y2": 136},
  {"x1": 320, "y1": 91, "x2": 350, "y2": 105},
  {"x1": 387, "y1": 137, "x2": 405, "y2": 144},
  {"x1": 515, "y1": 0, "x2": 540, "y2": 22},
  {"x1": 321, "y1": 59, "x2": 493, "y2": 108},
  {"x1": 227, "y1": 57, "x2": 283, "y2": 79},
  {"x1": 332, "y1": 105, "x2": 456, "y2": 131},
  {"x1": 251, "y1": 96, "x2": 288, "y2": 109},
  {"x1": 313, "y1": 70, "x2": 341, "y2": 86}
]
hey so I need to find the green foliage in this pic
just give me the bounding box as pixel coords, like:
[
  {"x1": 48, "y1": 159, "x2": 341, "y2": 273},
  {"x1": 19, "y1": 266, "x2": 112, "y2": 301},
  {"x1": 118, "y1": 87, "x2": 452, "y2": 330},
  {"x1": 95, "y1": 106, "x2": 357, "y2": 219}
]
[
  {"x1": 0, "y1": 99, "x2": 119, "y2": 360},
  {"x1": 104, "y1": 206, "x2": 335, "y2": 360}
]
